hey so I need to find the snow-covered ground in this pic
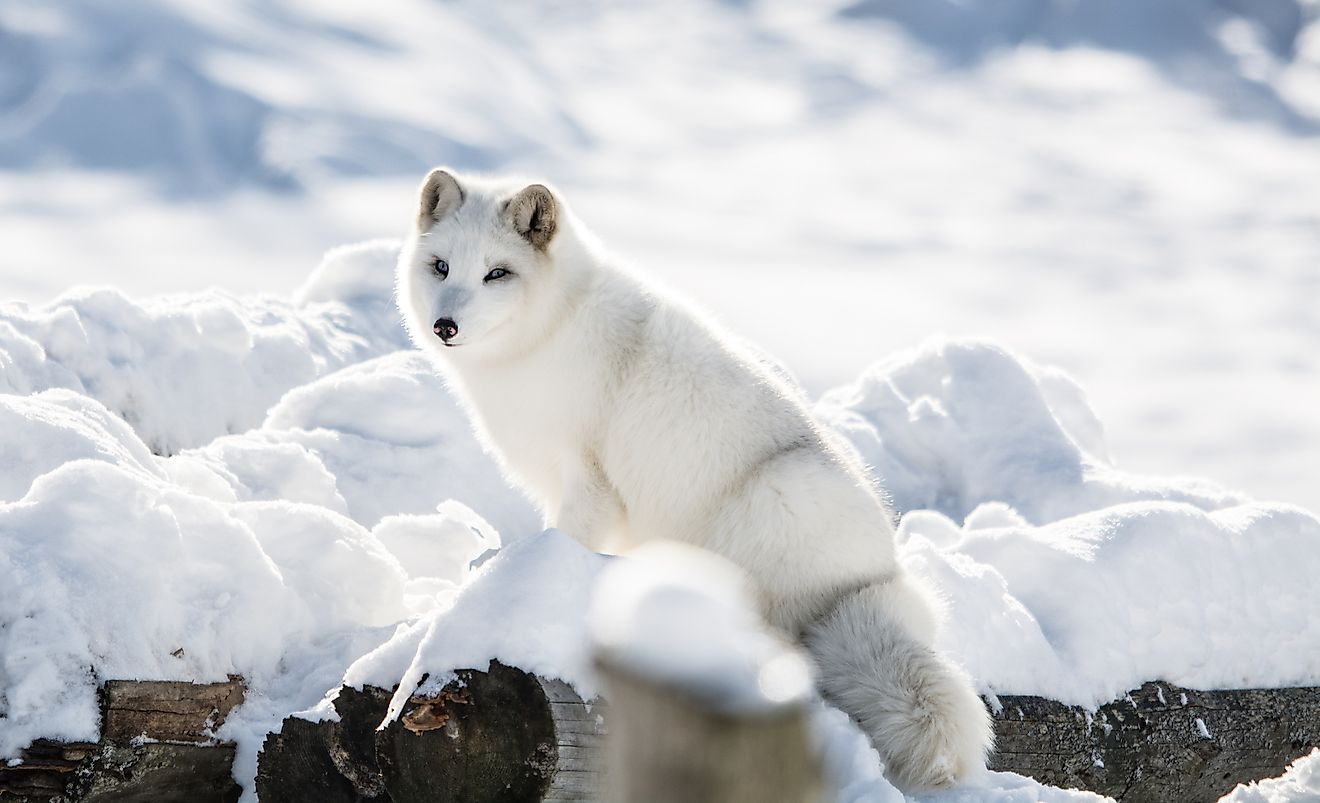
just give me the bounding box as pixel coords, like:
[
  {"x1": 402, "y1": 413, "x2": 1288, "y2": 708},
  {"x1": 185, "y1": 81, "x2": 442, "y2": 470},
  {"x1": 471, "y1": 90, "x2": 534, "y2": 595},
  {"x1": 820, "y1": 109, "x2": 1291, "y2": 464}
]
[
  {"x1": 1, "y1": 0, "x2": 1318, "y2": 513},
  {"x1": 3, "y1": 245, "x2": 1319, "y2": 801},
  {"x1": 4, "y1": 1, "x2": 1320, "y2": 799}
]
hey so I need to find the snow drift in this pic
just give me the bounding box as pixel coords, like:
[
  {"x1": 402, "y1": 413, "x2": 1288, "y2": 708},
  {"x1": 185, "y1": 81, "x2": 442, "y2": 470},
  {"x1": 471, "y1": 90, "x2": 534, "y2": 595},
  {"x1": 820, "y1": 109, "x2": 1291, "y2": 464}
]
[{"x1": 1, "y1": 243, "x2": 1318, "y2": 801}]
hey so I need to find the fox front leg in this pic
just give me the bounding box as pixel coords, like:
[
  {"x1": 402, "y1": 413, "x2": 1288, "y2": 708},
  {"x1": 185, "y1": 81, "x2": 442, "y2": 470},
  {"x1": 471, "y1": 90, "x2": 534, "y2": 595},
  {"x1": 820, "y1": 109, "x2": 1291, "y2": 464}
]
[{"x1": 551, "y1": 456, "x2": 626, "y2": 554}]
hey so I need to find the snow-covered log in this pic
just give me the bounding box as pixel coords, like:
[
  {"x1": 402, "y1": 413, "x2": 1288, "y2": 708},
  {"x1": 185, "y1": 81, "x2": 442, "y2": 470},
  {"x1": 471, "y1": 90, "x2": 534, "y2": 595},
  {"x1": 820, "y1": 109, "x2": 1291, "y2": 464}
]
[
  {"x1": 6, "y1": 672, "x2": 1320, "y2": 801},
  {"x1": 251, "y1": 672, "x2": 1320, "y2": 802},
  {"x1": 989, "y1": 681, "x2": 1320, "y2": 802},
  {"x1": 255, "y1": 662, "x2": 605, "y2": 803},
  {"x1": 0, "y1": 677, "x2": 245, "y2": 802}
]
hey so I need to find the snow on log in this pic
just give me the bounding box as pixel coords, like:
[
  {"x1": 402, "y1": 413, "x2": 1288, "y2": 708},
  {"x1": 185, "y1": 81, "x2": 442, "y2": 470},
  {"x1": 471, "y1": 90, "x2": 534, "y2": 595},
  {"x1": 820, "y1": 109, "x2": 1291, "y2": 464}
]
[
  {"x1": 4, "y1": 673, "x2": 1319, "y2": 801},
  {"x1": 989, "y1": 681, "x2": 1320, "y2": 802},
  {"x1": 251, "y1": 674, "x2": 1320, "y2": 802},
  {"x1": 0, "y1": 677, "x2": 245, "y2": 802},
  {"x1": 255, "y1": 661, "x2": 605, "y2": 803}
]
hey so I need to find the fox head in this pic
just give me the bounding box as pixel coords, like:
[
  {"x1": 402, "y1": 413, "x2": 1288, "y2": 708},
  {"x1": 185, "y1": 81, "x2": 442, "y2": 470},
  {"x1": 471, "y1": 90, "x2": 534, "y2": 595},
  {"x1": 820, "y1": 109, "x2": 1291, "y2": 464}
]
[{"x1": 398, "y1": 168, "x2": 574, "y2": 360}]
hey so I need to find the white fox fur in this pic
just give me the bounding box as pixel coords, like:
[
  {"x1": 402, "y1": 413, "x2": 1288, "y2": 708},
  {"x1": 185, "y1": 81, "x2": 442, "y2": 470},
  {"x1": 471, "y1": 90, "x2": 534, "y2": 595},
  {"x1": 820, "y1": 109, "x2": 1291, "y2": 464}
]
[{"x1": 396, "y1": 168, "x2": 992, "y2": 789}]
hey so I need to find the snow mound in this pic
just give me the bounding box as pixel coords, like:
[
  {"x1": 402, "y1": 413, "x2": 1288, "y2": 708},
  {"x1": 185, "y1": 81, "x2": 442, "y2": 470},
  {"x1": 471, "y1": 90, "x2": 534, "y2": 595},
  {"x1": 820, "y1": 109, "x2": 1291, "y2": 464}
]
[
  {"x1": 818, "y1": 338, "x2": 1245, "y2": 524},
  {"x1": 0, "y1": 279, "x2": 406, "y2": 456},
  {"x1": 904, "y1": 499, "x2": 1320, "y2": 707},
  {"x1": 2, "y1": 250, "x2": 1318, "y2": 800},
  {"x1": 337, "y1": 529, "x2": 609, "y2": 724},
  {"x1": 0, "y1": 458, "x2": 406, "y2": 756},
  {"x1": 251, "y1": 350, "x2": 536, "y2": 534},
  {"x1": 292, "y1": 239, "x2": 408, "y2": 351},
  {"x1": 0, "y1": 389, "x2": 163, "y2": 502},
  {"x1": 373, "y1": 501, "x2": 500, "y2": 585},
  {"x1": 1219, "y1": 748, "x2": 1320, "y2": 803}
]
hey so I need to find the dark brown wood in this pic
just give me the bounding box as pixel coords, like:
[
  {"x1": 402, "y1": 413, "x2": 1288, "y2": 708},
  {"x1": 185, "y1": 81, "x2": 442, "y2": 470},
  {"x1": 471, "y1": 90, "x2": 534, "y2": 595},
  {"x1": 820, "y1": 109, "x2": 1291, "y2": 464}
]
[
  {"x1": 0, "y1": 741, "x2": 100, "y2": 800},
  {"x1": 375, "y1": 662, "x2": 589, "y2": 802},
  {"x1": 255, "y1": 716, "x2": 358, "y2": 803},
  {"x1": 7, "y1": 673, "x2": 1319, "y2": 802},
  {"x1": 79, "y1": 743, "x2": 240, "y2": 803},
  {"x1": 988, "y1": 681, "x2": 1320, "y2": 802},
  {"x1": 328, "y1": 685, "x2": 394, "y2": 799},
  {"x1": 254, "y1": 661, "x2": 606, "y2": 803}
]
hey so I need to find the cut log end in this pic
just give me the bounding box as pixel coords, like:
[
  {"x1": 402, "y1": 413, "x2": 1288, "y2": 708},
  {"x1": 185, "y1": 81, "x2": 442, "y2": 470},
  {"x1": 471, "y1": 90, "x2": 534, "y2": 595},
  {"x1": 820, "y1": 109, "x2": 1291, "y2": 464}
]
[{"x1": 255, "y1": 661, "x2": 606, "y2": 803}]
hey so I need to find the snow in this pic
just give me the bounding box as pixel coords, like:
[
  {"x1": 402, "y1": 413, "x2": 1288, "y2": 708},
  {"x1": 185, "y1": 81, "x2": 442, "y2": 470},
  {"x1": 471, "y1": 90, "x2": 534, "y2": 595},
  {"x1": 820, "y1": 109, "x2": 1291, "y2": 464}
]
[
  {"x1": 816, "y1": 339, "x2": 1245, "y2": 526},
  {"x1": 922, "y1": 497, "x2": 1320, "y2": 706},
  {"x1": 2, "y1": 246, "x2": 1317, "y2": 800},
  {"x1": 3, "y1": 3, "x2": 1320, "y2": 798},
  {"x1": 3, "y1": 0, "x2": 1319, "y2": 515},
  {"x1": 0, "y1": 283, "x2": 404, "y2": 455},
  {"x1": 338, "y1": 529, "x2": 609, "y2": 724},
  {"x1": 1218, "y1": 749, "x2": 1320, "y2": 803},
  {"x1": 0, "y1": 457, "x2": 396, "y2": 756},
  {"x1": 902, "y1": 498, "x2": 1320, "y2": 708}
]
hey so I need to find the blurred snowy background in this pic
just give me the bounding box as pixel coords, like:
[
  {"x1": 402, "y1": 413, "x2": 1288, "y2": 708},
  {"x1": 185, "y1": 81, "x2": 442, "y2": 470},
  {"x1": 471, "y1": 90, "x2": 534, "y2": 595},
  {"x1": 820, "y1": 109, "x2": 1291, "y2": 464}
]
[{"x1": 1, "y1": 0, "x2": 1317, "y2": 511}]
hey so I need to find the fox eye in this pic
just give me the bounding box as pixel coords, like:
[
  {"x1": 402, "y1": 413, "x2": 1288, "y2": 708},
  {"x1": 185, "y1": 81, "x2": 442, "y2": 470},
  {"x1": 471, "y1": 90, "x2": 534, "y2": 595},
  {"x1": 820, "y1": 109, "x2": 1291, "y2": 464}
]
[
  {"x1": 483, "y1": 267, "x2": 512, "y2": 283},
  {"x1": 431, "y1": 258, "x2": 448, "y2": 279}
]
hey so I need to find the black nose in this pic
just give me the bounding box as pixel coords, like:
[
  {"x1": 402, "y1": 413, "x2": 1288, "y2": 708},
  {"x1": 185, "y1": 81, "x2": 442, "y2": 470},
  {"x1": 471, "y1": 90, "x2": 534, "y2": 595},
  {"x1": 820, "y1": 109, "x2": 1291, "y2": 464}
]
[{"x1": 433, "y1": 318, "x2": 459, "y2": 342}]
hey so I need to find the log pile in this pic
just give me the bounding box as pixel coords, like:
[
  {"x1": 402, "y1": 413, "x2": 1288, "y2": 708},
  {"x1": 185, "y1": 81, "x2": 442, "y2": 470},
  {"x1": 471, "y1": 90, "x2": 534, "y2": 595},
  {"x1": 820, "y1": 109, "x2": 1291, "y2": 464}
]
[
  {"x1": 0, "y1": 677, "x2": 244, "y2": 803},
  {"x1": 255, "y1": 671, "x2": 1320, "y2": 802},
  {"x1": 255, "y1": 662, "x2": 605, "y2": 803},
  {"x1": 2, "y1": 672, "x2": 1317, "y2": 801}
]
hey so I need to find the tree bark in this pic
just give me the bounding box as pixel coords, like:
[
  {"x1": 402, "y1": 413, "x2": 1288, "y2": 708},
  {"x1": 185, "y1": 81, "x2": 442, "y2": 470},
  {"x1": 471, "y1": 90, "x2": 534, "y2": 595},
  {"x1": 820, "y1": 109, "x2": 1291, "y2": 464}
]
[
  {"x1": 5, "y1": 674, "x2": 1319, "y2": 802},
  {"x1": 255, "y1": 661, "x2": 606, "y2": 803},
  {"x1": 0, "y1": 677, "x2": 244, "y2": 803},
  {"x1": 101, "y1": 677, "x2": 245, "y2": 744},
  {"x1": 989, "y1": 681, "x2": 1320, "y2": 802}
]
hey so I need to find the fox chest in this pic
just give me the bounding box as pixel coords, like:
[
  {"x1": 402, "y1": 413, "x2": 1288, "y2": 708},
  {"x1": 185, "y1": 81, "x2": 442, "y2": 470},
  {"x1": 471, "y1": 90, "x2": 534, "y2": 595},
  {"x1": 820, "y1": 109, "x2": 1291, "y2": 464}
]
[{"x1": 460, "y1": 363, "x2": 597, "y2": 505}]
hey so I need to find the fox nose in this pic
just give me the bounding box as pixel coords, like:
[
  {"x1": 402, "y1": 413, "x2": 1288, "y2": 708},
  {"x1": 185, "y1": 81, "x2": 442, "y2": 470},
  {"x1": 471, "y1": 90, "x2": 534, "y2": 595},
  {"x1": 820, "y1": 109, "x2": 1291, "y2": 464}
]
[{"x1": 433, "y1": 318, "x2": 459, "y2": 342}]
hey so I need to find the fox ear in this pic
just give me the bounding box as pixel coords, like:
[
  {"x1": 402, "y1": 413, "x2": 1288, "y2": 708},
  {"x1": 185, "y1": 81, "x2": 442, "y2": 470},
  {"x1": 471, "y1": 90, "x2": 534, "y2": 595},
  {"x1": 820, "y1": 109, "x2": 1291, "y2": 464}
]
[
  {"x1": 504, "y1": 184, "x2": 557, "y2": 249},
  {"x1": 418, "y1": 168, "x2": 463, "y2": 228}
]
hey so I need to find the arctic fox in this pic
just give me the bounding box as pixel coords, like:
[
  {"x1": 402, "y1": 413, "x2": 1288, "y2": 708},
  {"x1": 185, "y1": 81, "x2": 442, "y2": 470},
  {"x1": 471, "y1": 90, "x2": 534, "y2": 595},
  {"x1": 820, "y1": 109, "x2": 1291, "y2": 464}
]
[{"x1": 397, "y1": 169, "x2": 993, "y2": 789}]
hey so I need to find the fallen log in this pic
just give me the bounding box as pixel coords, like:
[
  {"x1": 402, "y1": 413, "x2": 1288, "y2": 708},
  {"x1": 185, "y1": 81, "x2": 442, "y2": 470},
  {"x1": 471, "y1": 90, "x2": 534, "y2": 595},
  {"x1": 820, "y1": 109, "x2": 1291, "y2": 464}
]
[
  {"x1": 0, "y1": 677, "x2": 245, "y2": 803},
  {"x1": 989, "y1": 681, "x2": 1320, "y2": 802},
  {"x1": 255, "y1": 673, "x2": 1320, "y2": 803},
  {"x1": 255, "y1": 661, "x2": 605, "y2": 803},
  {"x1": 5, "y1": 673, "x2": 1318, "y2": 801},
  {"x1": 101, "y1": 678, "x2": 245, "y2": 745}
]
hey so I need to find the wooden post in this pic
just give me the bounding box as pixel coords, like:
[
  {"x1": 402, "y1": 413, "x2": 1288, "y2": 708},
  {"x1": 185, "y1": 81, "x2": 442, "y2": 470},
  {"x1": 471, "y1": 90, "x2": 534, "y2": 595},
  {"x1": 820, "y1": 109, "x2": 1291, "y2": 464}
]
[
  {"x1": 589, "y1": 541, "x2": 828, "y2": 803},
  {"x1": 592, "y1": 661, "x2": 827, "y2": 803}
]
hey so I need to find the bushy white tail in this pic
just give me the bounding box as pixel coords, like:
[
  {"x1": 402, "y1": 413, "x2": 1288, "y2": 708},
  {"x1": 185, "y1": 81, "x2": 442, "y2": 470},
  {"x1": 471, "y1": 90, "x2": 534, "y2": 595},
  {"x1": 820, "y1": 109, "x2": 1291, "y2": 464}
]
[{"x1": 803, "y1": 576, "x2": 993, "y2": 790}]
